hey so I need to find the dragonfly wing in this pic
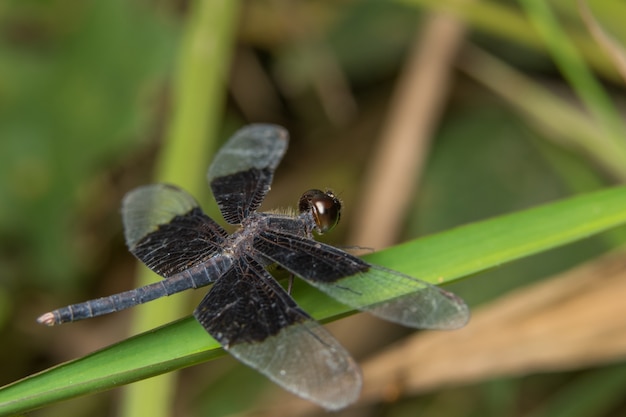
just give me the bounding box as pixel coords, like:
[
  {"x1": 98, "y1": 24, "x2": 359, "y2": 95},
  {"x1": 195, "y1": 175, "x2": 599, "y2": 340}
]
[
  {"x1": 207, "y1": 124, "x2": 288, "y2": 224},
  {"x1": 193, "y1": 257, "x2": 362, "y2": 410},
  {"x1": 254, "y1": 230, "x2": 470, "y2": 330},
  {"x1": 122, "y1": 184, "x2": 228, "y2": 278}
]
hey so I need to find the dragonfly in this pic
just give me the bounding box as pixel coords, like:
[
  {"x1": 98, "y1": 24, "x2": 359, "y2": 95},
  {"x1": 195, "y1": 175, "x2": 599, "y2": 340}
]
[{"x1": 38, "y1": 124, "x2": 469, "y2": 410}]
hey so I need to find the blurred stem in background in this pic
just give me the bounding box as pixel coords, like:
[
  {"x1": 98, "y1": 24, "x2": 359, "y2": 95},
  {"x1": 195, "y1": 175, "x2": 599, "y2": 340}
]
[
  {"x1": 118, "y1": 1, "x2": 240, "y2": 417},
  {"x1": 519, "y1": 0, "x2": 626, "y2": 178}
]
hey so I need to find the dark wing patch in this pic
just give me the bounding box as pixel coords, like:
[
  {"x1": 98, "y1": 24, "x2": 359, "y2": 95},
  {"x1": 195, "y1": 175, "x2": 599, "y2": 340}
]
[
  {"x1": 194, "y1": 257, "x2": 306, "y2": 346},
  {"x1": 122, "y1": 184, "x2": 228, "y2": 277},
  {"x1": 210, "y1": 168, "x2": 273, "y2": 225},
  {"x1": 193, "y1": 257, "x2": 362, "y2": 410},
  {"x1": 253, "y1": 229, "x2": 370, "y2": 283},
  {"x1": 208, "y1": 124, "x2": 288, "y2": 224},
  {"x1": 254, "y1": 230, "x2": 470, "y2": 330}
]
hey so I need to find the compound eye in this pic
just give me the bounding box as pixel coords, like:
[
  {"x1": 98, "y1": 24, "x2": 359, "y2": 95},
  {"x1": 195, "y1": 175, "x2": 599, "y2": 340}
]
[{"x1": 298, "y1": 189, "x2": 342, "y2": 234}]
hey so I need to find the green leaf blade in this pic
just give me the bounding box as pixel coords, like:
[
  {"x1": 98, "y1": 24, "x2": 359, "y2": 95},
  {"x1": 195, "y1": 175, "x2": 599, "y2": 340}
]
[
  {"x1": 367, "y1": 185, "x2": 626, "y2": 283},
  {"x1": 0, "y1": 318, "x2": 217, "y2": 416}
]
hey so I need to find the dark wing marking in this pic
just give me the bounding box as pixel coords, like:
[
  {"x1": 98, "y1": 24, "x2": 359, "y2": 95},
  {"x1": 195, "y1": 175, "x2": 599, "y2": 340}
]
[
  {"x1": 254, "y1": 230, "x2": 470, "y2": 330},
  {"x1": 193, "y1": 257, "x2": 361, "y2": 410},
  {"x1": 122, "y1": 184, "x2": 228, "y2": 277},
  {"x1": 208, "y1": 124, "x2": 288, "y2": 224}
]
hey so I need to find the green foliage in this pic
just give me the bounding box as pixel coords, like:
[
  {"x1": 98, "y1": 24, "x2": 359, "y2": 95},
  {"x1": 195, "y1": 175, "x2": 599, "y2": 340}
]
[{"x1": 0, "y1": 0, "x2": 177, "y2": 288}]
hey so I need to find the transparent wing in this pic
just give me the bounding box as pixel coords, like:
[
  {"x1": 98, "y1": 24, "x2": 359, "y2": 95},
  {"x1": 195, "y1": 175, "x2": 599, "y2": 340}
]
[
  {"x1": 208, "y1": 124, "x2": 288, "y2": 224},
  {"x1": 122, "y1": 184, "x2": 228, "y2": 277},
  {"x1": 319, "y1": 264, "x2": 470, "y2": 329},
  {"x1": 254, "y1": 230, "x2": 470, "y2": 330},
  {"x1": 194, "y1": 257, "x2": 361, "y2": 410}
]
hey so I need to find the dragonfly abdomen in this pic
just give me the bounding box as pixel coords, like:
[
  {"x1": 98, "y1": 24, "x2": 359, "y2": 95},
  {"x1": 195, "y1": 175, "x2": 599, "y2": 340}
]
[{"x1": 37, "y1": 256, "x2": 232, "y2": 326}]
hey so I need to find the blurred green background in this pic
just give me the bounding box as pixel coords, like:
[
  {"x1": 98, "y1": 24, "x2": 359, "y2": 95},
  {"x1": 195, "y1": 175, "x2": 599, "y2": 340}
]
[{"x1": 1, "y1": 0, "x2": 626, "y2": 416}]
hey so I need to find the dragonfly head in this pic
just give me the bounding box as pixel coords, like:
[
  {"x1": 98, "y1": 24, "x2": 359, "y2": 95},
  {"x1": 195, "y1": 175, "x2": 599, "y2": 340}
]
[{"x1": 298, "y1": 189, "x2": 341, "y2": 234}]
